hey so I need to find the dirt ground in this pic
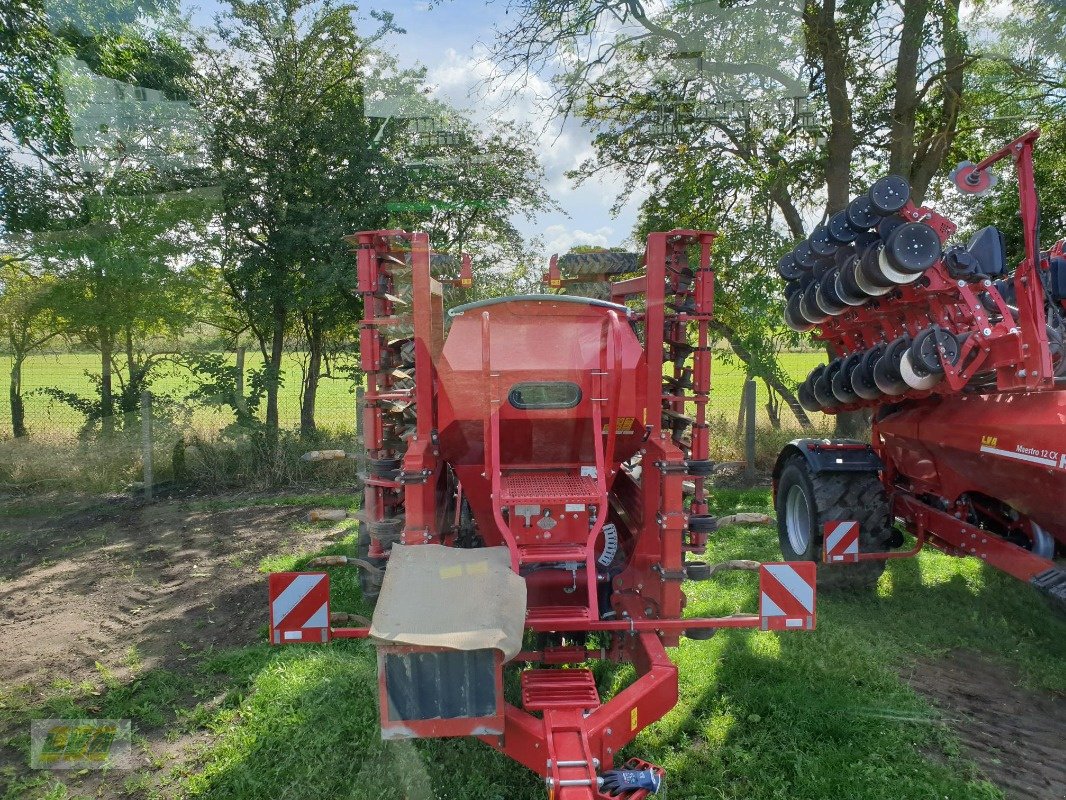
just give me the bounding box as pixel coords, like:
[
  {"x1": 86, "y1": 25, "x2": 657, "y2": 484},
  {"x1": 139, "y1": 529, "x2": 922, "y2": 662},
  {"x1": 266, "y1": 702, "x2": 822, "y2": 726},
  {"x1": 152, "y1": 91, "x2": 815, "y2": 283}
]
[
  {"x1": 0, "y1": 494, "x2": 346, "y2": 796},
  {"x1": 1, "y1": 494, "x2": 1064, "y2": 799},
  {"x1": 904, "y1": 652, "x2": 1066, "y2": 800},
  {"x1": 0, "y1": 495, "x2": 341, "y2": 690}
]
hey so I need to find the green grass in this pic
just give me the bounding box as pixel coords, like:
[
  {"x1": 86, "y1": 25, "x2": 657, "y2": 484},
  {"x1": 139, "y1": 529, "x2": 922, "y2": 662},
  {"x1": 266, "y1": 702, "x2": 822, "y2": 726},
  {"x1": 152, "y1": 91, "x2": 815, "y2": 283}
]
[
  {"x1": 0, "y1": 351, "x2": 830, "y2": 437},
  {"x1": 11, "y1": 488, "x2": 1060, "y2": 799},
  {"x1": 0, "y1": 352, "x2": 362, "y2": 436}
]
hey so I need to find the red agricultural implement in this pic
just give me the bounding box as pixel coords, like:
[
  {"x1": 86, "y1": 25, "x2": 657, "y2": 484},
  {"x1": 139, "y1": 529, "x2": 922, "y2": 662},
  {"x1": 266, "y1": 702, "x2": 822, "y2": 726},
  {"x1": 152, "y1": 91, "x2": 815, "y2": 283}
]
[
  {"x1": 269, "y1": 229, "x2": 818, "y2": 797},
  {"x1": 772, "y1": 129, "x2": 1066, "y2": 608}
]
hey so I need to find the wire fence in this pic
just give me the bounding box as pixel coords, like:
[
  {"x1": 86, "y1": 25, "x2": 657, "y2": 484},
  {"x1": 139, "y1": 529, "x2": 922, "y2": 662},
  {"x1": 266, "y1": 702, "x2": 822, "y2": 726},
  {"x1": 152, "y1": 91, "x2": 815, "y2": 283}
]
[
  {"x1": 0, "y1": 347, "x2": 834, "y2": 493},
  {"x1": 0, "y1": 348, "x2": 829, "y2": 439}
]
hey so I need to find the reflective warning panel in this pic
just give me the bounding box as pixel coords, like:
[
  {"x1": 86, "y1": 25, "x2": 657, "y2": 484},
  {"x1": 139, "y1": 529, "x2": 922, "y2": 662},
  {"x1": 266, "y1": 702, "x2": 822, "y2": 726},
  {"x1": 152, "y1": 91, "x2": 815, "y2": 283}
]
[
  {"x1": 759, "y1": 562, "x2": 816, "y2": 631},
  {"x1": 823, "y1": 520, "x2": 860, "y2": 564},
  {"x1": 268, "y1": 572, "x2": 331, "y2": 644}
]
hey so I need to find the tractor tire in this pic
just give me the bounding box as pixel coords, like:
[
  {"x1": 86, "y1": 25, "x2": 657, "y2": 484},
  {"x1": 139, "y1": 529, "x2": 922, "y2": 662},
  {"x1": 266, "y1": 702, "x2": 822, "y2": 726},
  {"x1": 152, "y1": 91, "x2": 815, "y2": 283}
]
[
  {"x1": 775, "y1": 454, "x2": 894, "y2": 591},
  {"x1": 356, "y1": 525, "x2": 387, "y2": 607}
]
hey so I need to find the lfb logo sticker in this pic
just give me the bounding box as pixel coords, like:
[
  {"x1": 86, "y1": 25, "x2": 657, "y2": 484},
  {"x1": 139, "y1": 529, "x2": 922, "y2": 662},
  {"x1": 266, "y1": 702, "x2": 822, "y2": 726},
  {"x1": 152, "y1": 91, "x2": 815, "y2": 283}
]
[{"x1": 31, "y1": 719, "x2": 132, "y2": 769}]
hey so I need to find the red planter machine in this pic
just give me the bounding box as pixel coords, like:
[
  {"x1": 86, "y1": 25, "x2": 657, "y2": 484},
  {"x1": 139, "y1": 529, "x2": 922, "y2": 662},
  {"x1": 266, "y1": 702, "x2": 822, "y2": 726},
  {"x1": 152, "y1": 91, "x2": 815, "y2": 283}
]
[
  {"x1": 772, "y1": 129, "x2": 1066, "y2": 606},
  {"x1": 269, "y1": 230, "x2": 818, "y2": 798}
]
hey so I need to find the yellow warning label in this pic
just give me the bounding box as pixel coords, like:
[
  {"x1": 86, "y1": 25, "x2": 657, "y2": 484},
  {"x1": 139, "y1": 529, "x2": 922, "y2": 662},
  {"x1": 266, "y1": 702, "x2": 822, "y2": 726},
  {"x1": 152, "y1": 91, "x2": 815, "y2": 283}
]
[
  {"x1": 439, "y1": 565, "x2": 462, "y2": 579},
  {"x1": 630, "y1": 707, "x2": 638, "y2": 731},
  {"x1": 466, "y1": 561, "x2": 488, "y2": 576},
  {"x1": 603, "y1": 417, "x2": 636, "y2": 435}
]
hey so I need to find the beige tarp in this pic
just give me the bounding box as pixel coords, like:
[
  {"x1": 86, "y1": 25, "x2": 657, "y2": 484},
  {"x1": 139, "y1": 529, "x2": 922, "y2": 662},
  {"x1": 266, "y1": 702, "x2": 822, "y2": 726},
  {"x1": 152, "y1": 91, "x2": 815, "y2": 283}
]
[{"x1": 369, "y1": 544, "x2": 527, "y2": 662}]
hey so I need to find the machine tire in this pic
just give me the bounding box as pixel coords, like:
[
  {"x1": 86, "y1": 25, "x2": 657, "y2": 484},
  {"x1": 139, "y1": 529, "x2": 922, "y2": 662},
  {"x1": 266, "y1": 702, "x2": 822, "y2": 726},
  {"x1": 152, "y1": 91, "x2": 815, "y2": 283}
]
[
  {"x1": 775, "y1": 454, "x2": 895, "y2": 591},
  {"x1": 356, "y1": 525, "x2": 387, "y2": 607}
]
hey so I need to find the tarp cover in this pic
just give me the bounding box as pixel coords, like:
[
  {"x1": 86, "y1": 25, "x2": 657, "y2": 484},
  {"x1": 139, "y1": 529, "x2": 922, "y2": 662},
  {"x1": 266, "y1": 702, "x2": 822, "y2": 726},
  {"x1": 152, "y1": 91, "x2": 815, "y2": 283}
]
[{"x1": 369, "y1": 544, "x2": 527, "y2": 661}]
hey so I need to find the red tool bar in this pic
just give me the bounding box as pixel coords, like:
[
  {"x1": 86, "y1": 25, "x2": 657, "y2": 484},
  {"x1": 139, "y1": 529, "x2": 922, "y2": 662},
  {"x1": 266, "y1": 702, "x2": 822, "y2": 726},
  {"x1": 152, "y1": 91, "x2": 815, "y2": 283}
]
[
  {"x1": 328, "y1": 616, "x2": 764, "y2": 638},
  {"x1": 526, "y1": 615, "x2": 761, "y2": 634}
]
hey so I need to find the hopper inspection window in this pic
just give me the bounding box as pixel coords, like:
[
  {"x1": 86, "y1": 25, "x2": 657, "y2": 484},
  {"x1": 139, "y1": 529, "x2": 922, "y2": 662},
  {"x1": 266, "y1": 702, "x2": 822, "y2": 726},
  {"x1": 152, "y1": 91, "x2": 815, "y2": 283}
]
[{"x1": 508, "y1": 382, "x2": 582, "y2": 410}]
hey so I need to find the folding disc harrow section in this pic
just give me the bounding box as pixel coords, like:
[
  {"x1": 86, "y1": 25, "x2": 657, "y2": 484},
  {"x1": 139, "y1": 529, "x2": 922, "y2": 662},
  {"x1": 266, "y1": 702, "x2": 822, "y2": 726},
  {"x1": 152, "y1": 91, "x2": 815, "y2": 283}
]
[
  {"x1": 647, "y1": 235, "x2": 718, "y2": 553},
  {"x1": 779, "y1": 129, "x2": 1064, "y2": 413},
  {"x1": 346, "y1": 231, "x2": 423, "y2": 601}
]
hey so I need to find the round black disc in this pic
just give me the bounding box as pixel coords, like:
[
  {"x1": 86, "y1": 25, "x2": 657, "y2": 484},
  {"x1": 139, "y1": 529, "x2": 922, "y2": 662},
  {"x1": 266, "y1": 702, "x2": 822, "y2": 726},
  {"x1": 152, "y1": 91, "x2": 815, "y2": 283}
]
[
  {"x1": 885, "y1": 222, "x2": 942, "y2": 274},
  {"x1": 828, "y1": 210, "x2": 859, "y2": 244},
  {"x1": 858, "y1": 243, "x2": 896, "y2": 289},
  {"x1": 812, "y1": 255, "x2": 834, "y2": 279},
  {"x1": 869, "y1": 175, "x2": 911, "y2": 214},
  {"x1": 809, "y1": 224, "x2": 838, "y2": 257},
  {"x1": 784, "y1": 291, "x2": 814, "y2": 331},
  {"x1": 835, "y1": 255, "x2": 867, "y2": 304},
  {"x1": 797, "y1": 381, "x2": 821, "y2": 413},
  {"x1": 816, "y1": 360, "x2": 843, "y2": 408},
  {"x1": 854, "y1": 231, "x2": 880, "y2": 253},
  {"x1": 853, "y1": 344, "x2": 886, "y2": 400},
  {"x1": 793, "y1": 240, "x2": 819, "y2": 269},
  {"x1": 911, "y1": 327, "x2": 960, "y2": 374},
  {"x1": 877, "y1": 214, "x2": 907, "y2": 242},
  {"x1": 800, "y1": 280, "x2": 829, "y2": 324},
  {"x1": 831, "y1": 352, "x2": 863, "y2": 404},
  {"x1": 846, "y1": 194, "x2": 881, "y2": 230},
  {"x1": 883, "y1": 336, "x2": 911, "y2": 376},
  {"x1": 777, "y1": 252, "x2": 806, "y2": 281},
  {"x1": 815, "y1": 268, "x2": 848, "y2": 316}
]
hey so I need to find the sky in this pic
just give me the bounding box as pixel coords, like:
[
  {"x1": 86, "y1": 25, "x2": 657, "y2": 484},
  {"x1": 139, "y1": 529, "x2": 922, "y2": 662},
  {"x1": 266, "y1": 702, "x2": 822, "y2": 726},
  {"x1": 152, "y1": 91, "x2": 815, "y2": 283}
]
[
  {"x1": 372, "y1": 1, "x2": 645, "y2": 254},
  {"x1": 177, "y1": 0, "x2": 643, "y2": 256}
]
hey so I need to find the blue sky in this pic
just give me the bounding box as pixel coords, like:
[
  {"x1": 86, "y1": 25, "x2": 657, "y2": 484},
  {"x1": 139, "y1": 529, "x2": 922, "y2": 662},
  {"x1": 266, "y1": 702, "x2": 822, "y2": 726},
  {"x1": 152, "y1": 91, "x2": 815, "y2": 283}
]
[
  {"x1": 367, "y1": 1, "x2": 645, "y2": 254},
  {"x1": 184, "y1": 0, "x2": 643, "y2": 255}
]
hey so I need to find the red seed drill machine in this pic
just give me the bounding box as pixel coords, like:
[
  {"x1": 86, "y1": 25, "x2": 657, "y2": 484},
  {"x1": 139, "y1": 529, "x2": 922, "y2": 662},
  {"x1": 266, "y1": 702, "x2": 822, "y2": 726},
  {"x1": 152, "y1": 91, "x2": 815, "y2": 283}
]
[
  {"x1": 772, "y1": 129, "x2": 1066, "y2": 607},
  {"x1": 268, "y1": 229, "x2": 818, "y2": 798}
]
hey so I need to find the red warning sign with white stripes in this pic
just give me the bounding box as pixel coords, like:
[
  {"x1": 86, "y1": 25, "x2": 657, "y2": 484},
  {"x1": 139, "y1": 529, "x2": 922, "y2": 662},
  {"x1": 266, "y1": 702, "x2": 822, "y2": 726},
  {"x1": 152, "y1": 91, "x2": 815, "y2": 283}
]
[
  {"x1": 759, "y1": 562, "x2": 816, "y2": 631},
  {"x1": 268, "y1": 572, "x2": 331, "y2": 645},
  {"x1": 823, "y1": 520, "x2": 860, "y2": 564}
]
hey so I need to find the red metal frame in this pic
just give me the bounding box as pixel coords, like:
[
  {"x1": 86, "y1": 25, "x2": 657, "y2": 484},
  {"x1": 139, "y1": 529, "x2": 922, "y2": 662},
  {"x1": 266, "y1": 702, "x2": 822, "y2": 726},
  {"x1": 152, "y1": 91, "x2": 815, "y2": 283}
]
[
  {"x1": 803, "y1": 131, "x2": 1065, "y2": 591},
  {"x1": 274, "y1": 228, "x2": 817, "y2": 798}
]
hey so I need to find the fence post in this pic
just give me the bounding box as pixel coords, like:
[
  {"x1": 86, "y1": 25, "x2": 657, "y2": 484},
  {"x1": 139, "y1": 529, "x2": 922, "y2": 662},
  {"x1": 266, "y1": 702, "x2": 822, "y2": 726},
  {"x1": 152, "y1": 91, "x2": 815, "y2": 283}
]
[
  {"x1": 140, "y1": 391, "x2": 154, "y2": 502},
  {"x1": 744, "y1": 378, "x2": 756, "y2": 481}
]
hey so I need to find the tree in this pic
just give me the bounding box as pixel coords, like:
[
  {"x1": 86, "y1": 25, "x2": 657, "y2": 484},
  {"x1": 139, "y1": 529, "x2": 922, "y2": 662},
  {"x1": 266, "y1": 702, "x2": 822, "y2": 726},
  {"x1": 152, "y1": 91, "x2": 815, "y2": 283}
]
[
  {"x1": 37, "y1": 188, "x2": 208, "y2": 430},
  {"x1": 193, "y1": 1, "x2": 406, "y2": 440},
  {"x1": 0, "y1": 256, "x2": 61, "y2": 436},
  {"x1": 483, "y1": 0, "x2": 1062, "y2": 435},
  {"x1": 1, "y1": 0, "x2": 214, "y2": 434},
  {"x1": 196, "y1": 0, "x2": 556, "y2": 438}
]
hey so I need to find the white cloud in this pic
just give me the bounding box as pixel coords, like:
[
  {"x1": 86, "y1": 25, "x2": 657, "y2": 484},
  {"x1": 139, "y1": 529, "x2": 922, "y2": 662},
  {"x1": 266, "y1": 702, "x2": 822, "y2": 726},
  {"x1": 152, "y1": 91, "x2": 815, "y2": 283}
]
[{"x1": 543, "y1": 224, "x2": 615, "y2": 254}]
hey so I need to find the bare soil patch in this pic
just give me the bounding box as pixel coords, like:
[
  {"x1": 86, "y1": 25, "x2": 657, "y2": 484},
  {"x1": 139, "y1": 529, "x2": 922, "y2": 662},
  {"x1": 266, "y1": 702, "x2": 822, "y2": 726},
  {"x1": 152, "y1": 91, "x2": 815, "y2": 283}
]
[
  {"x1": 0, "y1": 494, "x2": 346, "y2": 797},
  {"x1": 0, "y1": 496, "x2": 337, "y2": 688},
  {"x1": 904, "y1": 650, "x2": 1066, "y2": 800}
]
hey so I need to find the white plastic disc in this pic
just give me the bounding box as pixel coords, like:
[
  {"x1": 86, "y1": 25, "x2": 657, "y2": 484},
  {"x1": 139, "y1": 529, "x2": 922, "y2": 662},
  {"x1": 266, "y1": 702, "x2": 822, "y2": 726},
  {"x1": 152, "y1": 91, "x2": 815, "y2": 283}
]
[
  {"x1": 878, "y1": 249, "x2": 922, "y2": 285},
  {"x1": 900, "y1": 350, "x2": 942, "y2": 390},
  {"x1": 853, "y1": 259, "x2": 894, "y2": 297}
]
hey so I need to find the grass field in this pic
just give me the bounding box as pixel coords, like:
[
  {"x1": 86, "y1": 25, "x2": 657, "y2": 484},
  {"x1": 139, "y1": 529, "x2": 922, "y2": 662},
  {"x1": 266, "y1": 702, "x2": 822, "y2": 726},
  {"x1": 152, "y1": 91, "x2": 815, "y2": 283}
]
[
  {"x1": 3, "y1": 488, "x2": 1062, "y2": 800},
  {"x1": 0, "y1": 351, "x2": 830, "y2": 437}
]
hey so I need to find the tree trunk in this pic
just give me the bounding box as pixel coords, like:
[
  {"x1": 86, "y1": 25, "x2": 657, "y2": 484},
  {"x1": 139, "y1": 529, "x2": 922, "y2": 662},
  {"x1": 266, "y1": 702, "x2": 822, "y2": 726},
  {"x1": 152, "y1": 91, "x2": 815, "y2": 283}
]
[
  {"x1": 234, "y1": 346, "x2": 250, "y2": 422},
  {"x1": 888, "y1": 0, "x2": 929, "y2": 177},
  {"x1": 808, "y1": 0, "x2": 856, "y2": 215},
  {"x1": 100, "y1": 327, "x2": 114, "y2": 435},
  {"x1": 909, "y1": 0, "x2": 965, "y2": 203},
  {"x1": 300, "y1": 317, "x2": 322, "y2": 438},
  {"x1": 710, "y1": 321, "x2": 813, "y2": 429},
  {"x1": 9, "y1": 355, "x2": 27, "y2": 438},
  {"x1": 264, "y1": 299, "x2": 287, "y2": 442}
]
